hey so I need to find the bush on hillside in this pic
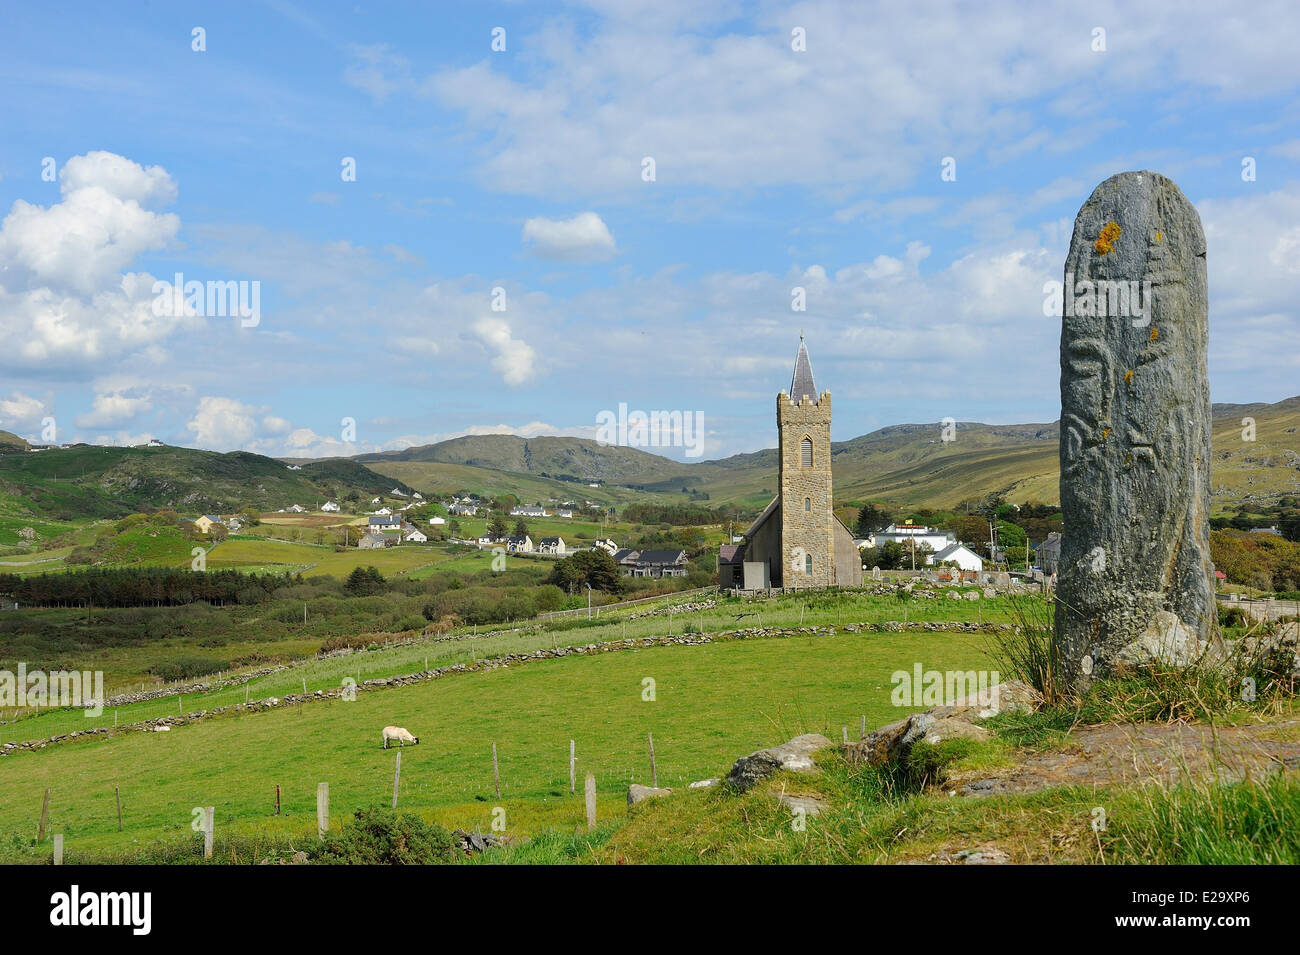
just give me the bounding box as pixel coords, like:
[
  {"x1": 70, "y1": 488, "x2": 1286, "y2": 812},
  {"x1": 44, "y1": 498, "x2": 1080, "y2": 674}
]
[{"x1": 313, "y1": 807, "x2": 458, "y2": 865}]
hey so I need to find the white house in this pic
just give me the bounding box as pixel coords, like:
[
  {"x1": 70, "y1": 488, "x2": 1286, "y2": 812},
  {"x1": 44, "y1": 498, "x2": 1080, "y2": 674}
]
[
  {"x1": 872, "y1": 523, "x2": 955, "y2": 552},
  {"x1": 555, "y1": 509, "x2": 574, "y2": 519},
  {"x1": 370, "y1": 507, "x2": 392, "y2": 516},
  {"x1": 928, "y1": 542, "x2": 984, "y2": 573},
  {"x1": 412, "y1": 492, "x2": 423, "y2": 500},
  {"x1": 537, "y1": 536, "x2": 567, "y2": 555},
  {"x1": 284, "y1": 504, "x2": 307, "y2": 513},
  {"x1": 321, "y1": 501, "x2": 340, "y2": 512},
  {"x1": 368, "y1": 514, "x2": 401, "y2": 533},
  {"x1": 428, "y1": 516, "x2": 446, "y2": 525},
  {"x1": 506, "y1": 535, "x2": 534, "y2": 553},
  {"x1": 592, "y1": 538, "x2": 618, "y2": 556},
  {"x1": 510, "y1": 505, "x2": 548, "y2": 518},
  {"x1": 391, "y1": 487, "x2": 408, "y2": 497},
  {"x1": 403, "y1": 525, "x2": 428, "y2": 543}
]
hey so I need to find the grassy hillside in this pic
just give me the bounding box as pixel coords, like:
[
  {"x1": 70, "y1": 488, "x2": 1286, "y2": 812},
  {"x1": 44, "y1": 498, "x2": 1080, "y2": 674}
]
[
  {"x1": 0, "y1": 444, "x2": 411, "y2": 522},
  {"x1": 0, "y1": 592, "x2": 995, "y2": 859},
  {"x1": 343, "y1": 396, "x2": 1300, "y2": 515}
]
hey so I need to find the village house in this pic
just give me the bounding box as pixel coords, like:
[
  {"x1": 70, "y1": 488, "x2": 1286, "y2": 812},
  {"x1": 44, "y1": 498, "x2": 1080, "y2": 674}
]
[
  {"x1": 448, "y1": 503, "x2": 477, "y2": 516},
  {"x1": 321, "y1": 501, "x2": 340, "y2": 512},
  {"x1": 368, "y1": 514, "x2": 401, "y2": 534},
  {"x1": 555, "y1": 509, "x2": 574, "y2": 519},
  {"x1": 402, "y1": 524, "x2": 427, "y2": 543},
  {"x1": 630, "y1": 549, "x2": 690, "y2": 578},
  {"x1": 870, "y1": 523, "x2": 955, "y2": 552},
  {"x1": 536, "y1": 536, "x2": 567, "y2": 555},
  {"x1": 1034, "y1": 532, "x2": 1063, "y2": 574},
  {"x1": 593, "y1": 538, "x2": 618, "y2": 556},
  {"x1": 929, "y1": 542, "x2": 984, "y2": 573},
  {"x1": 193, "y1": 515, "x2": 225, "y2": 534},
  {"x1": 510, "y1": 505, "x2": 548, "y2": 518},
  {"x1": 428, "y1": 516, "x2": 446, "y2": 525},
  {"x1": 478, "y1": 533, "x2": 501, "y2": 547},
  {"x1": 357, "y1": 533, "x2": 388, "y2": 550},
  {"x1": 506, "y1": 535, "x2": 533, "y2": 553}
]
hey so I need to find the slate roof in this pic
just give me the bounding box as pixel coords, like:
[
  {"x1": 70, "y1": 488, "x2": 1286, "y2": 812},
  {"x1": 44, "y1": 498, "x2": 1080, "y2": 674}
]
[
  {"x1": 790, "y1": 337, "x2": 818, "y2": 403},
  {"x1": 719, "y1": 544, "x2": 745, "y2": 565},
  {"x1": 637, "y1": 549, "x2": 688, "y2": 565}
]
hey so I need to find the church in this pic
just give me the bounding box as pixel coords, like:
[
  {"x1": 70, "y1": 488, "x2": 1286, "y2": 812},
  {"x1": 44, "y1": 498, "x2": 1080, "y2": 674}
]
[{"x1": 718, "y1": 338, "x2": 863, "y2": 591}]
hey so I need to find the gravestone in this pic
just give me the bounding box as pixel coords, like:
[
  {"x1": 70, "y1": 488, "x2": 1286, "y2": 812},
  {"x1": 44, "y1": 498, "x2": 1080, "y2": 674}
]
[
  {"x1": 1056, "y1": 171, "x2": 1217, "y2": 691},
  {"x1": 871, "y1": 565, "x2": 881, "y2": 581}
]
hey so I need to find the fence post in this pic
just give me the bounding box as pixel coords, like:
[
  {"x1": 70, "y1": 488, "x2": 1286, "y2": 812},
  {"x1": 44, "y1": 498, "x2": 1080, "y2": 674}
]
[
  {"x1": 392, "y1": 752, "x2": 402, "y2": 809},
  {"x1": 584, "y1": 773, "x2": 597, "y2": 831},
  {"x1": 492, "y1": 742, "x2": 501, "y2": 799},
  {"x1": 53, "y1": 833, "x2": 63, "y2": 866},
  {"x1": 202, "y1": 806, "x2": 214, "y2": 859},
  {"x1": 648, "y1": 733, "x2": 658, "y2": 789},
  {"x1": 37, "y1": 788, "x2": 50, "y2": 842},
  {"x1": 569, "y1": 739, "x2": 576, "y2": 795},
  {"x1": 116, "y1": 787, "x2": 123, "y2": 831},
  {"x1": 317, "y1": 782, "x2": 329, "y2": 839}
]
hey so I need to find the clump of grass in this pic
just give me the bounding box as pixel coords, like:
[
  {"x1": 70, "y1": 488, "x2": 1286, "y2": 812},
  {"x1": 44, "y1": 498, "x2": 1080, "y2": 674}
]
[
  {"x1": 876, "y1": 739, "x2": 978, "y2": 796},
  {"x1": 1101, "y1": 773, "x2": 1300, "y2": 864},
  {"x1": 985, "y1": 594, "x2": 1065, "y2": 705}
]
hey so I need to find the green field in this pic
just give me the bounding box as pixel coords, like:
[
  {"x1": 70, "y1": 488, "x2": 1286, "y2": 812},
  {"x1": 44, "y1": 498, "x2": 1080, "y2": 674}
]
[{"x1": 0, "y1": 622, "x2": 991, "y2": 860}]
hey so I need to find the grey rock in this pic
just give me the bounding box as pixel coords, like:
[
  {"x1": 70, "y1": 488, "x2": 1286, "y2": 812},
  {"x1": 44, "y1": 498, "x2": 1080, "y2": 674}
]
[
  {"x1": 726, "y1": 733, "x2": 833, "y2": 791},
  {"x1": 1056, "y1": 171, "x2": 1217, "y2": 690},
  {"x1": 688, "y1": 778, "x2": 719, "y2": 789},
  {"x1": 776, "y1": 793, "x2": 827, "y2": 816},
  {"x1": 627, "y1": 784, "x2": 673, "y2": 805}
]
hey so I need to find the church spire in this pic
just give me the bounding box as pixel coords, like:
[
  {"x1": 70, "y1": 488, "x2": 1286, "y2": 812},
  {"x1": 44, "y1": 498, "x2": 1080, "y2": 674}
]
[{"x1": 790, "y1": 335, "x2": 818, "y2": 404}]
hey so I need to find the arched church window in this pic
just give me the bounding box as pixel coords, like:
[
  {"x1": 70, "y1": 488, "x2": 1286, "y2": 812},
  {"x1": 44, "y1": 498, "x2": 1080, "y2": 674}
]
[
  {"x1": 805, "y1": 553, "x2": 813, "y2": 575},
  {"x1": 801, "y1": 437, "x2": 812, "y2": 467},
  {"x1": 804, "y1": 497, "x2": 811, "y2": 512}
]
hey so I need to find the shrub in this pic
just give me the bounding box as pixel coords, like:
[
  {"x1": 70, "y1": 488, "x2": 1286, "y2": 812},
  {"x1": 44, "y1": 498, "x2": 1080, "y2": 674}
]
[
  {"x1": 313, "y1": 807, "x2": 459, "y2": 865},
  {"x1": 150, "y1": 655, "x2": 231, "y2": 682}
]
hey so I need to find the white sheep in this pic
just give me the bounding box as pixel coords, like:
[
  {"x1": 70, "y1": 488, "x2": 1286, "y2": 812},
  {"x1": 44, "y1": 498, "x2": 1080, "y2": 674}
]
[{"x1": 381, "y1": 725, "x2": 419, "y2": 749}]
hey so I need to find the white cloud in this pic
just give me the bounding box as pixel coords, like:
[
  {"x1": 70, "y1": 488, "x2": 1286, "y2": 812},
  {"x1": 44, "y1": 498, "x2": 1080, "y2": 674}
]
[
  {"x1": 0, "y1": 151, "x2": 188, "y2": 368},
  {"x1": 522, "y1": 212, "x2": 616, "y2": 261},
  {"x1": 474, "y1": 316, "x2": 537, "y2": 386},
  {"x1": 75, "y1": 390, "x2": 153, "y2": 428},
  {"x1": 0, "y1": 391, "x2": 49, "y2": 432}
]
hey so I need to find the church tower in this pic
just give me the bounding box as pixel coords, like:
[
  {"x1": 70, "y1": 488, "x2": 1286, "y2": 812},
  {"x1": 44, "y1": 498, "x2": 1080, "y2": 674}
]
[{"x1": 777, "y1": 337, "x2": 835, "y2": 589}]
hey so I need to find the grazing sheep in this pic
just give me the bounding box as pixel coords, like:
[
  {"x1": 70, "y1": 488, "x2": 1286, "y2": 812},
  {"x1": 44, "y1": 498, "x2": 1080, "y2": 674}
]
[{"x1": 382, "y1": 725, "x2": 419, "y2": 749}]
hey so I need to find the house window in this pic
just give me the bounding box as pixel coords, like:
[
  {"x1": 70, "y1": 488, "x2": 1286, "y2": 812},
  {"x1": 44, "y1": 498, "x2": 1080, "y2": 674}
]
[
  {"x1": 805, "y1": 554, "x2": 813, "y2": 575},
  {"x1": 801, "y1": 437, "x2": 812, "y2": 467},
  {"x1": 804, "y1": 497, "x2": 811, "y2": 512}
]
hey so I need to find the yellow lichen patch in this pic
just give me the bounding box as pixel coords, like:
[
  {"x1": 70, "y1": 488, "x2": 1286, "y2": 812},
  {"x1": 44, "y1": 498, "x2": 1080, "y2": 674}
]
[
  {"x1": 1101, "y1": 427, "x2": 1111, "y2": 440},
  {"x1": 1124, "y1": 369, "x2": 1133, "y2": 385},
  {"x1": 1125, "y1": 453, "x2": 1133, "y2": 466},
  {"x1": 1095, "y1": 221, "x2": 1122, "y2": 256},
  {"x1": 1155, "y1": 231, "x2": 1162, "y2": 243},
  {"x1": 1149, "y1": 327, "x2": 1159, "y2": 341}
]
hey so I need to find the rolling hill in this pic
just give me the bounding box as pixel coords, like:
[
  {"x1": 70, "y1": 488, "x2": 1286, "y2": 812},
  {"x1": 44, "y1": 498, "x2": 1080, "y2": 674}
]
[
  {"x1": 0, "y1": 444, "x2": 412, "y2": 522},
  {"x1": 353, "y1": 396, "x2": 1300, "y2": 514}
]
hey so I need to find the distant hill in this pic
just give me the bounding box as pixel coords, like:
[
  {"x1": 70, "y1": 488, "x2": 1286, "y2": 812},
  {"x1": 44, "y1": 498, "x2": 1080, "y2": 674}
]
[
  {"x1": 352, "y1": 396, "x2": 1300, "y2": 514},
  {"x1": 0, "y1": 431, "x2": 29, "y2": 452},
  {"x1": 0, "y1": 444, "x2": 411, "y2": 521}
]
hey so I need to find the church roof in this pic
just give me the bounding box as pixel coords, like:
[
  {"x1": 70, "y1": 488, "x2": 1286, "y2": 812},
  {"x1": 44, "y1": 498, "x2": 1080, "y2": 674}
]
[{"x1": 790, "y1": 337, "x2": 818, "y2": 403}]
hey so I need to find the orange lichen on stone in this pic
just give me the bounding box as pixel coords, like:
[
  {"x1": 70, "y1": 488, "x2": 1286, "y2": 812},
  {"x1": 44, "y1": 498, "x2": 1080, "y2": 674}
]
[
  {"x1": 1125, "y1": 370, "x2": 1134, "y2": 384},
  {"x1": 1149, "y1": 327, "x2": 1159, "y2": 341},
  {"x1": 1101, "y1": 427, "x2": 1111, "y2": 440},
  {"x1": 1095, "y1": 221, "x2": 1122, "y2": 256}
]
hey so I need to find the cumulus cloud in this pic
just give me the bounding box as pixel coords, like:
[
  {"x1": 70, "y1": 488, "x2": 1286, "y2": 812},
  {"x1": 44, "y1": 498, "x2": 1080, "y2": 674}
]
[
  {"x1": 522, "y1": 212, "x2": 616, "y2": 261},
  {"x1": 474, "y1": 316, "x2": 537, "y2": 386},
  {"x1": 0, "y1": 151, "x2": 189, "y2": 368},
  {"x1": 75, "y1": 390, "x2": 153, "y2": 428},
  {"x1": 0, "y1": 391, "x2": 49, "y2": 433}
]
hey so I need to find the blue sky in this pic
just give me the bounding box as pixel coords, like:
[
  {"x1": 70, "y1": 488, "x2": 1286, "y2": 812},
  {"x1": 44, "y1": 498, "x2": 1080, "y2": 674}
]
[{"x1": 0, "y1": 0, "x2": 1297, "y2": 461}]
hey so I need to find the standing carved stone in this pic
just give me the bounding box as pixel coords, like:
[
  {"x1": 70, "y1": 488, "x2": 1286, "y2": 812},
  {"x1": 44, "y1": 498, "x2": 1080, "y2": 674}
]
[{"x1": 1055, "y1": 171, "x2": 1217, "y2": 691}]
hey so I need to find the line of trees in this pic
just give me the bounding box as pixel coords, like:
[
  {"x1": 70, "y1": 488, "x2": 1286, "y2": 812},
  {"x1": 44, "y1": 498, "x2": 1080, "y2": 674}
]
[{"x1": 0, "y1": 568, "x2": 296, "y2": 608}]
